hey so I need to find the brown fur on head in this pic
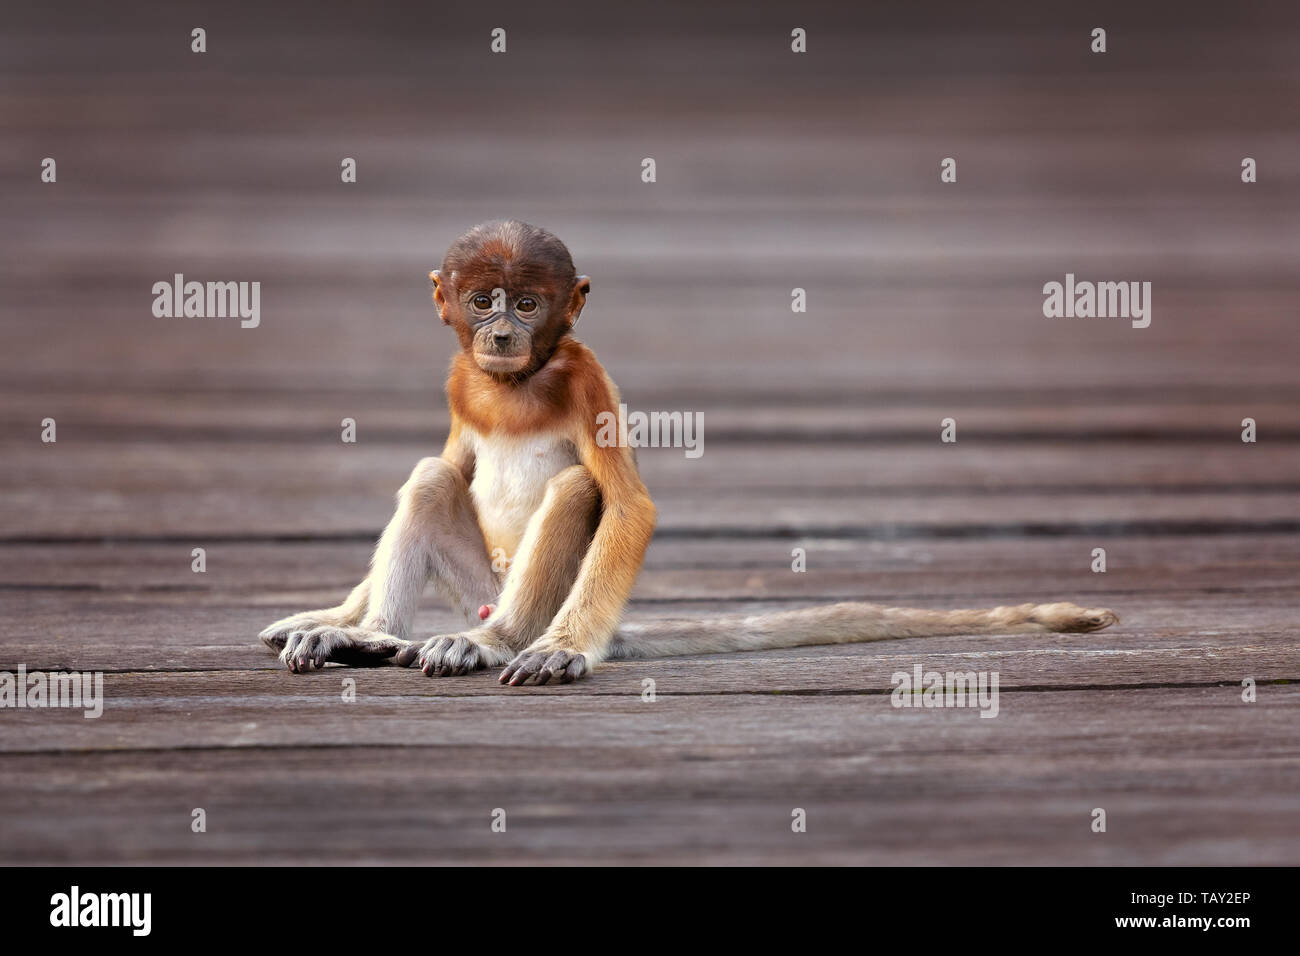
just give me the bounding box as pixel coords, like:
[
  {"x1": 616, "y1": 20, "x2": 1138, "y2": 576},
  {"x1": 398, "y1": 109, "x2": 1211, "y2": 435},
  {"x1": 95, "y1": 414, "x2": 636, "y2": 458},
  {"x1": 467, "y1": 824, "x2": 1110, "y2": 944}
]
[{"x1": 431, "y1": 221, "x2": 590, "y2": 380}]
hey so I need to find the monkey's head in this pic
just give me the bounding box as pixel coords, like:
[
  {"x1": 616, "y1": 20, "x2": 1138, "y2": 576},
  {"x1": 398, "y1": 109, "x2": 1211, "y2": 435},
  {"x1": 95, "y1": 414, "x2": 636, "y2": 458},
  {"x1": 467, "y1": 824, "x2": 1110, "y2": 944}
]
[{"x1": 431, "y1": 220, "x2": 590, "y2": 379}]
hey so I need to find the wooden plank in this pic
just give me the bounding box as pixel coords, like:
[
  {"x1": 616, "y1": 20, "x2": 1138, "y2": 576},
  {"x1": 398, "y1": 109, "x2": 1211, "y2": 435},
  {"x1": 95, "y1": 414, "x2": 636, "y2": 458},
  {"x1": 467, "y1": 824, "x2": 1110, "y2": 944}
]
[
  {"x1": 4, "y1": 534, "x2": 1300, "y2": 589},
  {"x1": 1, "y1": 687, "x2": 1295, "y2": 864},
  {"x1": 2, "y1": 486, "x2": 1297, "y2": 539},
  {"x1": 6, "y1": 389, "x2": 1300, "y2": 441},
  {"x1": 4, "y1": 437, "x2": 1300, "y2": 538},
  {"x1": 4, "y1": 276, "x2": 1299, "y2": 393},
  {"x1": 7, "y1": 440, "x2": 1300, "y2": 497}
]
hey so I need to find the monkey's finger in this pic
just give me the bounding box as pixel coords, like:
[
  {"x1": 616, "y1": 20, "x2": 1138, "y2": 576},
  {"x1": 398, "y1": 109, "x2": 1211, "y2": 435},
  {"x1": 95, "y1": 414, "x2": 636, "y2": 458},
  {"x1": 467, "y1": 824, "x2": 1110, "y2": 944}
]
[
  {"x1": 281, "y1": 630, "x2": 304, "y2": 658},
  {"x1": 291, "y1": 632, "x2": 321, "y2": 671},
  {"x1": 512, "y1": 655, "x2": 545, "y2": 685},
  {"x1": 501, "y1": 652, "x2": 544, "y2": 686},
  {"x1": 442, "y1": 636, "x2": 470, "y2": 675},
  {"x1": 428, "y1": 636, "x2": 457, "y2": 676},
  {"x1": 498, "y1": 655, "x2": 523, "y2": 683},
  {"x1": 423, "y1": 638, "x2": 451, "y2": 676},
  {"x1": 281, "y1": 631, "x2": 308, "y2": 672},
  {"x1": 562, "y1": 655, "x2": 587, "y2": 683},
  {"x1": 294, "y1": 644, "x2": 317, "y2": 672},
  {"x1": 448, "y1": 650, "x2": 477, "y2": 676},
  {"x1": 536, "y1": 650, "x2": 571, "y2": 685},
  {"x1": 394, "y1": 641, "x2": 424, "y2": 667},
  {"x1": 450, "y1": 637, "x2": 488, "y2": 676},
  {"x1": 309, "y1": 637, "x2": 332, "y2": 669}
]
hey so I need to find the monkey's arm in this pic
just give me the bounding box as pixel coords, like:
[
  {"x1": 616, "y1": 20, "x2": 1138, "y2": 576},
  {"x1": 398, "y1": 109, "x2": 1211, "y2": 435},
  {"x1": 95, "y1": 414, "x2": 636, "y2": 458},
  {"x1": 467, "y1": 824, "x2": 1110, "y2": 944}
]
[
  {"x1": 498, "y1": 395, "x2": 655, "y2": 685},
  {"x1": 439, "y1": 419, "x2": 475, "y2": 483}
]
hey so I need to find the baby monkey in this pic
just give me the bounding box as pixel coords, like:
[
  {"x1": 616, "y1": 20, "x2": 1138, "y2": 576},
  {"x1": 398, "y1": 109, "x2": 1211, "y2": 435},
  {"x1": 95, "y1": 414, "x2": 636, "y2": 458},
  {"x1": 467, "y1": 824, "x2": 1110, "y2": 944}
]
[{"x1": 261, "y1": 220, "x2": 1117, "y2": 685}]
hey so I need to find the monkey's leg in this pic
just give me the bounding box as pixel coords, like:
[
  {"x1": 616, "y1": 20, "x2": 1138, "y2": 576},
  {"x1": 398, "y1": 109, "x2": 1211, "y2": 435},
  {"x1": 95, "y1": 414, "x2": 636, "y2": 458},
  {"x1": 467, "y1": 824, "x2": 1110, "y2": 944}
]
[
  {"x1": 268, "y1": 457, "x2": 500, "y2": 672},
  {"x1": 398, "y1": 464, "x2": 599, "y2": 677}
]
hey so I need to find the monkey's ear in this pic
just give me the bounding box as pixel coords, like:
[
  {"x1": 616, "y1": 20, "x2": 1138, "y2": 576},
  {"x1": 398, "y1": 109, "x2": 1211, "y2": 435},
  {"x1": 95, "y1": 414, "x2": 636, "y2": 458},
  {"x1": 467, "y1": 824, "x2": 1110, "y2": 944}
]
[
  {"x1": 568, "y1": 275, "x2": 591, "y2": 327},
  {"x1": 430, "y1": 269, "x2": 451, "y2": 325}
]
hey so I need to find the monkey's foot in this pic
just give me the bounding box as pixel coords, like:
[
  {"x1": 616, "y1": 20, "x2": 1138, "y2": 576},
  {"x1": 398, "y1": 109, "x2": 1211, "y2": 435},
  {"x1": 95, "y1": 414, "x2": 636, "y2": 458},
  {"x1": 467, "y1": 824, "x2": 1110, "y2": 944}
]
[
  {"x1": 395, "y1": 628, "x2": 512, "y2": 677},
  {"x1": 260, "y1": 611, "x2": 345, "y2": 652},
  {"x1": 499, "y1": 643, "x2": 589, "y2": 686},
  {"x1": 270, "y1": 625, "x2": 410, "y2": 673}
]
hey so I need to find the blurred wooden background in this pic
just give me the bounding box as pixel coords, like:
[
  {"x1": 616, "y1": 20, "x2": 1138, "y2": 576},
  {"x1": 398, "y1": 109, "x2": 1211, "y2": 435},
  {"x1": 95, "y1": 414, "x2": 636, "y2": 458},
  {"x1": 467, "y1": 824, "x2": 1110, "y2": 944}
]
[{"x1": 1, "y1": 0, "x2": 1298, "y2": 863}]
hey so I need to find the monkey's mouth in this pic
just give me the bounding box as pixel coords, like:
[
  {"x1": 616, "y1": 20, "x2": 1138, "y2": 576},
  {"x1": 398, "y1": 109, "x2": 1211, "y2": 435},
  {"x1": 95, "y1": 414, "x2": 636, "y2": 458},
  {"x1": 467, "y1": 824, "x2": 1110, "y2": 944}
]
[{"x1": 473, "y1": 351, "x2": 531, "y2": 374}]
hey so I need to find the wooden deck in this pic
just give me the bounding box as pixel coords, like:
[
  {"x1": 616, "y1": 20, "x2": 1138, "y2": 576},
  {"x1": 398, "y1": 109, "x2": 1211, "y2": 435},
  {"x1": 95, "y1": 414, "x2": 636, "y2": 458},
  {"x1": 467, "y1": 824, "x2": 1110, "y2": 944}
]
[{"x1": 1, "y1": 1, "x2": 1299, "y2": 864}]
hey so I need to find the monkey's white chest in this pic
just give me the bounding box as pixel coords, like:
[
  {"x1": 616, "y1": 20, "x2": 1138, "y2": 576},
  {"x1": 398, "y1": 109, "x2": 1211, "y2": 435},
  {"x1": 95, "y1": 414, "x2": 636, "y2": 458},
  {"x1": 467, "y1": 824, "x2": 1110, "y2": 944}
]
[{"x1": 464, "y1": 428, "x2": 579, "y2": 564}]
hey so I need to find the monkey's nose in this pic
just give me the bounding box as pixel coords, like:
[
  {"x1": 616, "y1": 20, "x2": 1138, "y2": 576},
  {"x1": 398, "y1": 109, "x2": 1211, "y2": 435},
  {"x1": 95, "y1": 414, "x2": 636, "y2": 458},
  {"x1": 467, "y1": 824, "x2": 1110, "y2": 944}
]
[{"x1": 492, "y1": 331, "x2": 511, "y2": 348}]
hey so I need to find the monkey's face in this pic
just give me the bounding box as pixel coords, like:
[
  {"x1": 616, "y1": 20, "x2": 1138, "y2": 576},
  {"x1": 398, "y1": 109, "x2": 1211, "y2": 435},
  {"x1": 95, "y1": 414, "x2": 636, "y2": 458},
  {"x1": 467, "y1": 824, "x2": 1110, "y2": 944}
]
[
  {"x1": 460, "y1": 286, "x2": 550, "y2": 375},
  {"x1": 432, "y1": 272, "x2": 589, "y2": 379},
  {"x1": 432, "y1": 221, "x2": 590, "y2": 380}
]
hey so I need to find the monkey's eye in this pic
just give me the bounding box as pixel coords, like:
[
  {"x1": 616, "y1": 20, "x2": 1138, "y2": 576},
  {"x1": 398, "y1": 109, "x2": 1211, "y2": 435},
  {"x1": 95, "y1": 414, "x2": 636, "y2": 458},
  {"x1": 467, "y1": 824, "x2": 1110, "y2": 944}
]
[
  {"x1": 471, "y1": 293, "x2": 493, "y2": 311},
  {"x1": 515, "y1": 297, "x2": 539, "y2": 316}
]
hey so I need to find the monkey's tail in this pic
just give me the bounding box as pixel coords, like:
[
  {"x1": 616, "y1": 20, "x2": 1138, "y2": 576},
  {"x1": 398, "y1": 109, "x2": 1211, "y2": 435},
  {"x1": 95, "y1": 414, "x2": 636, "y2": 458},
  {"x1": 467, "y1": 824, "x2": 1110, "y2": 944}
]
[{"x1": 607, "y1": 601, "x2": 1118, "y2": 660}]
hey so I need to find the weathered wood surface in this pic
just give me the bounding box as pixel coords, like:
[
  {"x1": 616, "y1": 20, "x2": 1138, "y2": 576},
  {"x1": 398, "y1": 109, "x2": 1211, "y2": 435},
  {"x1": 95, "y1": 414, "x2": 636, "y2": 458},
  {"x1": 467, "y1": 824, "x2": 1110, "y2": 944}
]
[
  {"x1": 1, "y1": 0, "x2": 1299, "y2": 864},
  {"x1": 2, "y1": 687, "x2": 1297, "y2": 865}
]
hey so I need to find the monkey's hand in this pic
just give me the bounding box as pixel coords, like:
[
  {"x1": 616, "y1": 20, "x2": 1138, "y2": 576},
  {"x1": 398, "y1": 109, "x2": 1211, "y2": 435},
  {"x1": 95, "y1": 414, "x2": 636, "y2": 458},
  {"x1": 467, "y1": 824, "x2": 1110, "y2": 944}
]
[
  {"x1": 395, "y1": 627, "x2": 513, "y2": 677},
  {"x1": 264, "y1": 624, "x2": 411, "y2": 673},
  {"x1": 498, "y1": 633, "x2": 590, "y2": 686}
]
